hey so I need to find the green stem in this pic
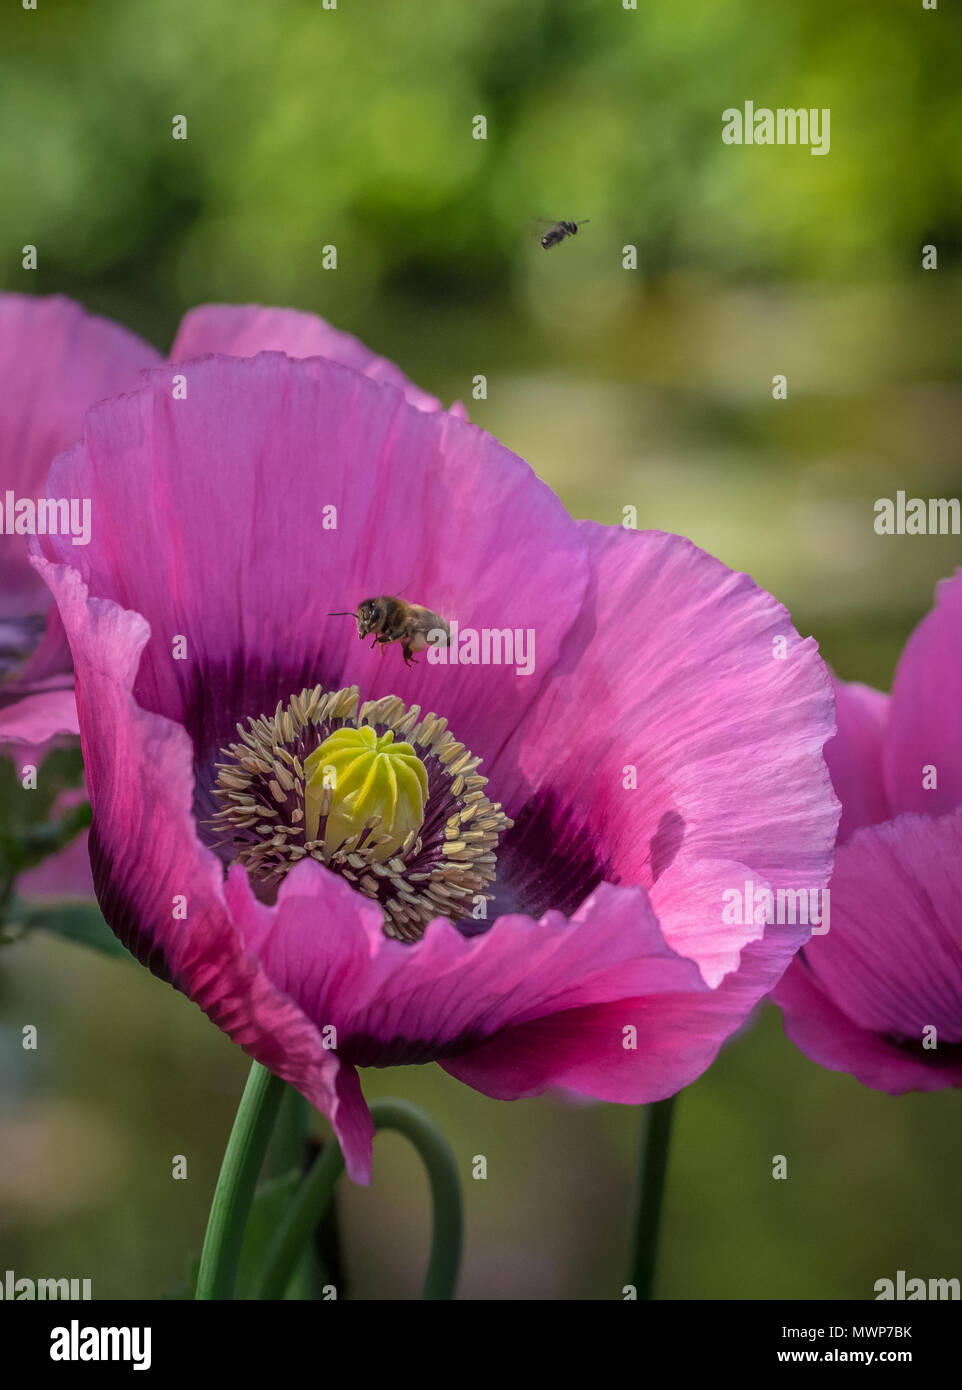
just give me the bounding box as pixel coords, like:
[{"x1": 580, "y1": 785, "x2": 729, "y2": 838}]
[
  {"x1": 266, "y1": 1086, "x2": 323, "y2": 1299},
  {"x1": 195, "y1": 1061, "x2": 287, "y2": 1300},
  {"x1": 267, "y1": 1084, "x2": 309, "y2": 1178},
  {"x1": 256, "y1": 1096, "x2": 463, "y2": 1300},
  {"x1": 630, "y1": 1094, "x2": 677, "y2": 1300}
]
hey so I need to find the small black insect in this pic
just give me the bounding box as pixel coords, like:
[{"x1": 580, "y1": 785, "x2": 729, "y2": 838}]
[{"x1": 539, "y1": 218, "x2": 590, "y2": 249}]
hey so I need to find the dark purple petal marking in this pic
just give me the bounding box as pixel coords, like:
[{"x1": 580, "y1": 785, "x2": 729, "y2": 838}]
[
  {"x1": 490, "y1": 788, "x2": 610, "y2": 920},
  {"x1": 89, "y1": 823, "x2": 174, "y2": 983}
]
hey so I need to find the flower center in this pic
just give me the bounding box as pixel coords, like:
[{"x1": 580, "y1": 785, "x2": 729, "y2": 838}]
[
  {"x1": 303, "y1": 725, "x2": 429, "y2": 860},
  {"x1": 211, "y1": 685, "x2": 512, "y2": 942}
]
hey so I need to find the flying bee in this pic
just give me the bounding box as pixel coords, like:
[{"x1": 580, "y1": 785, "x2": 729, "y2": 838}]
[
  {"x1": 537, "y1": 218, "x2": 590, "y2": 249},
  {"x1": 328, "y1": 597, "x2": 451, "y2": 668}
]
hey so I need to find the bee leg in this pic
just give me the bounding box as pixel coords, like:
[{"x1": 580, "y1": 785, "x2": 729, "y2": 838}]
[{"x1": 402, "y1": 644, "x2": 419, "y2": 667}]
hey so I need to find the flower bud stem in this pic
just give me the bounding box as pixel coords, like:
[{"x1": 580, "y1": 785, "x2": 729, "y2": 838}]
[
  {"x1": 195, "y1": 1062, "x2": 286, "y2": 1299},
  {"x1": 256, "y1": 1097, "x2": 463, "y2": 1300},
  {"x1": 630, "y1": 1094, "x2": 678, "y2": 1299}
]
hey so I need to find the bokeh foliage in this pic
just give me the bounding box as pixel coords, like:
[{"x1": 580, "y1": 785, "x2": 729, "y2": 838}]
[
  {"x1": 1, "y1": 0, "x2": 960, "y2": 1299},
  {"x1": 2, "y1": 0, "x2": 961, "y2": 336}
]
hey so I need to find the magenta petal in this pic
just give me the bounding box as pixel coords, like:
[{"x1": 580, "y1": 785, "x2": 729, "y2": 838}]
[
  {"x1": 169, "y1": 303, "x2": 446, "y2": 413},
  {"x1": 774, "y1": 956, "x2": 962, "y2": 1094},
  {"x1": 445, "y1": 903, "x2": 808, "y2": 1102},
  {"x1": 800, "y1": 810, "x2": 962, "y2": 1039},
  {"x1": 0, "y1": 293, "x2": 161, "y2": 611},
  {"x1": 0, "y1": 294, "x2": 159, "y2": 739},
  {"x1": 648, "y1": 855, "x2": 766, "y2": 988},
  {"x1": 32, "y1": 559, "x2": 366, "y2": 1172},
  {"x1": 884, "y1": 570, "x2": 962, "y2": 817},
  {"x1": 491, "y1": 523, "x2": 838, "y2": 964},
  {"x1": 774, "y1": 808, "x2": 962, "y2": 1091},
  {"x1": 13, "y1": 781, "x2": 93, "y2": 900},
  {"x1": 17, "y1": 833, "x2": 94, "y2": 901},
  {"x1": 827, "y1": 678, "x2": 890, "y2": 842},
  {"x1": 228, "y1": 866, "x2": 718, "y2": 1095},
  {"x1": 0, "y1": 688, "x2": 79, "y2": 746}
]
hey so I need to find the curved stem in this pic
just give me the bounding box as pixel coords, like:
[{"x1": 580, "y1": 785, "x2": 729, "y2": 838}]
[
  {"x1": 256, "y1": 1096, "x2": 463, "y2": 1300},
  {"x1": 630, "y1": 1094, "x2": 677, "y2": 1300},
  {"x1": 195, "y1": 1061, "x2": 287, "y2": 1300}
]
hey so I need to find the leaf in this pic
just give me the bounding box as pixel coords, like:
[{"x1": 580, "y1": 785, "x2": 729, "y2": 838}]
[{"x1": 2, "y1": 896, "x2": 132, "y2": 960}]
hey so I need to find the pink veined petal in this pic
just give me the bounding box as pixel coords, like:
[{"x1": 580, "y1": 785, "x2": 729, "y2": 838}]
[
  {"x1": 826, "y1": 678, "x2": 890, "y2": 843},
  {"x1": 489, "y1": 523, "x2": 839, "y2": 973},
  {"x1": 792, "y1": 809, "x2": 962, "y2": 1042},
  {"x1": 0, "y1": 292, "x2": 161, "y2": 613},
  {"x1": 647, "y1": 855, "x2": 768, "y2": 988},
  {"x1": 773, "y1": 808, "x2": 962, "y2": 1092},
  {"x1": 169, "y1": 303, "x2": 446, "y2": 413},
  {"x1": 444, "y1": 914, "x2": 810, "y2": 1102},
  {"x1": 227, "y1": 856, "x2": 809, "y2": 1118},
  {"x1": 0, "y1": 688, "x2": 79, "y2": 747},
  {"x1": 227, "y1": 861, "x2": 758, "y2": 1121},
  {"x1": 884, "y1": 570, "x2": 962, "y2": 818},
  {"x1": 32, "y1": 558, "x2": 368, "y2": 1174},
  {"x1": 774, "y1": 954, "x2": 962, "y2": 1094},
  {"x1": 227, "y1": 867, "x2": 710, "y2": 1055}
]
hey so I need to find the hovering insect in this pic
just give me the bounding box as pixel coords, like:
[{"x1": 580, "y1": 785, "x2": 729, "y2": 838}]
[
  {"x1": 328, "y1": 597, "x2": 451, "y2": 668},
  {"x1": 537, "y1": 218, "x2": 590, "y2": 249}
]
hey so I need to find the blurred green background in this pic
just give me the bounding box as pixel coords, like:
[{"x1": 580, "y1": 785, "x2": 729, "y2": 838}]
[{"x1": 1, "y1": 0, "x2": 960, "y2": 1298}]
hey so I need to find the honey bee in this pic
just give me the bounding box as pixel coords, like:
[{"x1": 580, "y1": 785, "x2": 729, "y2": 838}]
[
  {"x1": 328, "y1": 597, "x2": 451, "y2": 668},
  {"x1": 537, "y1": 218, "x2": 590, "y2": 249}
]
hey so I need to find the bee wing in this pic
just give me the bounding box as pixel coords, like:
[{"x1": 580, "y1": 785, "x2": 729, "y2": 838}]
[
  {"x1": 406, "y1": 607, "x2": 450, "y2": 645},
  {"x1": 528, "y1": 217, "x2": 559, "y2": 242}
]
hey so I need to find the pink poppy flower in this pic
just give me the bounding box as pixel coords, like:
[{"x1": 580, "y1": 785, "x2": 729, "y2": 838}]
[
  {"x1": 773, "y1": 572, "x2": 962, "y2": 1091},
  {"x1": 33, "y1": 346, "x2": 837, "y2": 1182}
]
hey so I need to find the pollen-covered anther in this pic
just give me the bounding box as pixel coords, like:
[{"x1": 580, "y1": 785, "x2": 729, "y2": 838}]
[{"x1": 210, "y1": 685, "x2": 512, "y2": 942}]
